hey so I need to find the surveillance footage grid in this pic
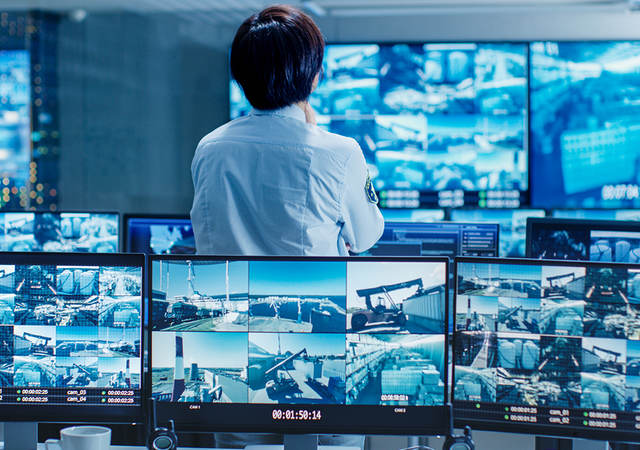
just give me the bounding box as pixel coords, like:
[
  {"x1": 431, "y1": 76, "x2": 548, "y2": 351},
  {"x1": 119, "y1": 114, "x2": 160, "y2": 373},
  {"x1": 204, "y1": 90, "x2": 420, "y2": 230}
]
[
  {"x1": 453, "y1": 260, "x2": 640, "y2": 434},
  {"x1": 529, "y1": 222, "x2": 640, "y2": 263},
  {"x1": 0, "y1": 262, "x2": 142, "y2": 406},
  {"x1": 231, "y1": 42, "x2": 528, "y2": 209},
  {"x1": 151, "y1": 259, "x2": 447, "y2": 408},
  {"x1": 0, "y1": 212, "x2": 119, "y2": 253},
  {"x1": 126, "y1": 217, "x2": 195, "y2": 254},
  {"x1": 531, "y1": 41, "x2": 640, "y2": 209}
]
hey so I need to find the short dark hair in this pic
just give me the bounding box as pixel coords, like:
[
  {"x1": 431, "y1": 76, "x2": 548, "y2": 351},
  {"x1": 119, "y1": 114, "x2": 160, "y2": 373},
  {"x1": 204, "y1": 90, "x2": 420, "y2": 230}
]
[{"x1": 230, "y1": 5, "x2": 325, "y2": 111}]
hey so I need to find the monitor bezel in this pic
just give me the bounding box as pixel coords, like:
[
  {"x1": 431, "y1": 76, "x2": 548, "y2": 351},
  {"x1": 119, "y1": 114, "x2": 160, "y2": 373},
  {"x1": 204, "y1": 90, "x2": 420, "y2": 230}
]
[
  {"x1": 525, "y1": 217, "x2": 640, "y2": 259},
  {"x1": 122, "y1": 213, "x2": 190, "y2": 254},
  {"x1": 0, "y1": 251, "x2": 146, "y2": 424},
  {"x1": 451, "y1": 255, "x2": 640, "y2": 442},
  {"x1": 147, "y1": 254, "x2": 451, "y2": 435}
]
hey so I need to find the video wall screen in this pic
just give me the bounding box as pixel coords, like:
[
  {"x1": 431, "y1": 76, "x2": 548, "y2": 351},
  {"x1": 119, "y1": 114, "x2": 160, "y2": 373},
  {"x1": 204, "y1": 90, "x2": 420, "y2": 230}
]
[
  {"x1": 0, "y1": 253, "x2": 144, "y2": 422},
  {"x1": 125, "y1": 216, "x2": 194, "y2": 255},
  {"x1": 231, "y1": 42, "x2": 528, "y2": 209},
  {"x1": 150, "y1": 256, "x2": 449, "y2": 435},
  {"x1": 0, "y1": 50, "x2": 30, "y2": 205},
  {"x1": 530, "y1": 41, "x2": 640, "y2": 209},
  {"x1": 527, "y1": 218, "x2": 640, "y2": 263},
  {"x1": 0, "y1": 212, "x2": 119, "y2": 253},
  {"x1": 453, "y1": 257, "x2": 640, "y2": 441}
]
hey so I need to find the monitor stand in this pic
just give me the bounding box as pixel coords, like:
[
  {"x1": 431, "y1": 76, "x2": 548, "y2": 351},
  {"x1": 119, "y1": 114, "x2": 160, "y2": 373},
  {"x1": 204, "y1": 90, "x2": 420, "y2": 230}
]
[
  {"x1": 245, "y1": 434, "x2": 361, "y2": 450},
  {"x1": 4, "y1": 422, "x2": 38, "y2": 450}
]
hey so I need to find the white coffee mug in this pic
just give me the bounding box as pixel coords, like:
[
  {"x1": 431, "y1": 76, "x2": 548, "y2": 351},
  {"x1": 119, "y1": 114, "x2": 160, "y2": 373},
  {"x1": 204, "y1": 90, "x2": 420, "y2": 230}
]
[{"x1": 45, "y1": 425, "x2": 111, "y2": 450}]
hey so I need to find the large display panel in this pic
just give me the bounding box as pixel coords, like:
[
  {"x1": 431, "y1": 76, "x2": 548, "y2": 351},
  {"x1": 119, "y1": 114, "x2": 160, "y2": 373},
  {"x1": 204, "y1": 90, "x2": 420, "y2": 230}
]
[
  {"x1": 0, "y1": 252, "x2": 144, "y2": 422},
  {"x1": 231, "y1": 42, "x2": 529, "y2": 209},
  {"x1": 124, "y1": 214, "x2": 194, "y2": 255},
  {"x1": 526, "y1": 218, "x2": 640, "y2": 262},
  {"x1": 453, "y1": 257, "x2": 640, "y2": 441},
  {"x1": 0, "y1": 212, "x2": 118, "y2": 253},
  {"x1": 381, "y1": 209, "x2": 445, "y2": 222},
  {"x1": 149, "y1": 256, "x2": 449, "y2": 435},
  {"x1": 363, "y1": 222, "x2": 499, "y2": 258},
  {"x1": 530, "y1": 41, "x2": 640, "y2": 208},
  {"x1": 450, "y1": 208, "x2": 547, "y2": 257},
  {"x1": 0, "y1": 50, "x2": 30, "y2": 205}
]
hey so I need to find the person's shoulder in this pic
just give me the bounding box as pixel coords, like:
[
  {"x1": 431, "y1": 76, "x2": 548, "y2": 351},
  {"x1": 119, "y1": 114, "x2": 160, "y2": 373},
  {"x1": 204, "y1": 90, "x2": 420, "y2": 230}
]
[
  {"x1": 307, "y1": 126, "x2": 361, "y2": 160},
  {"x1": 196, "y1": 117, "x2": 248, "y2": 149}
]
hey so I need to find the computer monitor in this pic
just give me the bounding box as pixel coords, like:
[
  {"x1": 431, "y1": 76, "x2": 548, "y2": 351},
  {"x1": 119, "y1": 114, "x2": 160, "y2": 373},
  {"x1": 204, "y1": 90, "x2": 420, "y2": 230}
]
[
  {"x1": 0, "y1": 50, "x2": 31, "y2": 208},
  {"x1": 450, "y1": 209, "x2": 547, "y2": 257},
  {"x1": 530, "y1": 41, "x2": 640, "y2": 209},
  {"x1": 0, "y1": 211, "x2": 119, "y2": 252},
  {"x1": 0, "y1": 251, "x2": 144, "y2": 423},
  {"x1": 231, "y1": 42, "x2": 529, "y2": 209},
  {"x1": 381, "y1": 209, "x2": 445, "y2": 222},
  {"x1": 452, "y1": 256, "x2": 640, "y2": 442},
  {"x1": 552, "y1": 209, "x2": 640, "y2": 222},
  {"x1": 124, "y1": 214, "x2": 194, "y2": 255},
  {"x1": 526, "y1": 218, "x2": 640, "y2": 262},
  {"x1": 149, "y1": 255, "x2": 450, "y2": 436},
  {"x1": 363, "y1": 222, "x2": 500, "y2": 258}
]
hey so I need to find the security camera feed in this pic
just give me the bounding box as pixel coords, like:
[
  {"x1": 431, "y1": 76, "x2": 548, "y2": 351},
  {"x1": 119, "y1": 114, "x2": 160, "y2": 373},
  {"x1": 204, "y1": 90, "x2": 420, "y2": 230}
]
[
  {"x1": 231, "y1": 42, "x2": 528, "y2": 208},
  {"x1": 152, "y1": 260, "x2": 248, "y2": 332},
  {"x1": 249, "y1": 261, "x2": 346, "y2": 333},
  {"x1": 530, "y1": 41, "x2": 640, "y2": 209},
  {"x1": 454, "y1": 259, "x2": 640, "y2": 437},
  {"x1": 0, "y1": 259, "x2": 143, "y2": 407},
  {"x1": 450, "y1": 209, "x2": 546, "y2": 257},
  {"x1": 0, "y1": 212, "x2": 119, "y2": 252},
  {"x1": 126, "y1": 216, "x2": 195, "y2": 254},
  {"x1": 0, "y1": 51, "x2": 30, "y2": 197},
  {"x1": 151, "y1": 257, "x2": 447, "y2": 409},
  {"x1": 528, "y1": 219, "x2": 640, "y2": 263},
  {"x1": 362, "y1": 222, "x2": 499, "y2": 258}
]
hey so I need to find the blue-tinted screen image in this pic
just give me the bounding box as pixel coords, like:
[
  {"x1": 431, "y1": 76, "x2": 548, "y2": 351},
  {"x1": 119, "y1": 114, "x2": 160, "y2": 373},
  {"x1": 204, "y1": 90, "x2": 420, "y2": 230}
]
[
  {"x1": 531, "y1": 41, "x2": 640, "y2": 208},
  {"x1": 0, "y1": 50, "x2": 30, "y2": 193},
  {"x1": 231, "y1": 43, "x2": 528, "y2": 208},
  {"x1": 126, "y1": 217, "x2": 194, "y2": 255}
]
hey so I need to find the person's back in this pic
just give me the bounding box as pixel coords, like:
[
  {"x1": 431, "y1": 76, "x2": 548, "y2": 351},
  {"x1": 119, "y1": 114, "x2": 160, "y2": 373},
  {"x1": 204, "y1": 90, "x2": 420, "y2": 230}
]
[
  {"x1": 191, "y1": 105, "x2": 382, "y2": 256},
  {"x1": 190, "y1": 5, "x2": 382, "y2": 448}
]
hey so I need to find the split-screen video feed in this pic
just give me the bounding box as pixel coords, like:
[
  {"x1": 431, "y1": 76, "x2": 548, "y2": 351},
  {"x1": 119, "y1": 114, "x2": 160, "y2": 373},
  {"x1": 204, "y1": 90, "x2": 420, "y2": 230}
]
[
  {"x1": 0, "y1": 264, "x2": 142, "y2": 390},
  {"x1": 151, "y1": 259, "x2": 447, "y2": 407},
  {"x1": 454, "y1": 261, "x2": 640, "y2": 412}
]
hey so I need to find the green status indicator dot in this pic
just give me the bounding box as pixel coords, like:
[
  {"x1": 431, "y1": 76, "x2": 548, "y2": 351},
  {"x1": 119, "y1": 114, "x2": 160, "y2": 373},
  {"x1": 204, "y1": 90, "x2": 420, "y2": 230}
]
[
  {"x1": 102, "y1": 391, "x2": 106, "y2": 395},
  {"x1": 101, "y1": 399, "x2": 106, "y2": 403},
  {"x1": 583, "y1": 421, "x2": 588, "y2": 426},
  {"x1": 17, "y1": 398, "x2": 20, "y2": 402},
  {"x1": 476, "y1": 404, "x2": 481, "y2": 409},
  {"x1": 584, "y1": 412, "x2": 588, "y2": 417},
  {"x1": 505, "y1": 407, "x2": 509, "y2": 412},
  {"x1": 504, "y1": 415, "x2": 509, "y2": 420},
  {"x1": 16, "y1": 390, "x2": 20, "y2": 394}
]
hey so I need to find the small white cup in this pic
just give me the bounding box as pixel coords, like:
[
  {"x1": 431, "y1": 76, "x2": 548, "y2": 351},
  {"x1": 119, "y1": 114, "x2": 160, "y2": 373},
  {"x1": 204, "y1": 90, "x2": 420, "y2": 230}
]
[{"x1": 45, "y1": 425, "x2": 111, "y2": 450}]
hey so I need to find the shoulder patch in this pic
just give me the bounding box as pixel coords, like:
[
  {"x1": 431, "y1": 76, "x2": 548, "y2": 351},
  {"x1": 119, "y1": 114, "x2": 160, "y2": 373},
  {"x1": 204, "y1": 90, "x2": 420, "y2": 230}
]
[{"x1": 365, "y1": 173, "x2": 378, "y2": 204}]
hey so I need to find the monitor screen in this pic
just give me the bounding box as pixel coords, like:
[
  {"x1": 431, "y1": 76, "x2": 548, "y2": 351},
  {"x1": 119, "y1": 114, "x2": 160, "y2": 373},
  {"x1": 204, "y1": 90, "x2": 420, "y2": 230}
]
[
  {"x1": 381, "y1": 209, "x2": 445, "y2": 222},
  {"x1": 150, "y1": 256, "x2": 449, "y2": 435},
  {"x1": 0, "y1": 212, "x2": 119, "y2": 253},
  {"x1": 231, "y1": 42, "x2": 529, "y2": 209},
  {"x1": 450, "y1": 209, "x2": 547, "y2": 257},
  {"x1": 527, "y1": 218, "x2": 640, "y2": 262},
  {"x1": 453, "y1": 256, "x2": 640, "y2": 441},
  {"x1": 0, "y1": 252, "x2": 144, "y2": 422},
  {"x1": 363, "y1": 222, "x2": 499, "y2": 258},
  {"x1": 124, "y1": 215, "x2": 194, "y2": 255},
  {"x1": 0, "y1": 50, "x2": 31, "y2": 205},
  {"x1": 552, "y1": 209, "x2": 640, "y2": 222},
  {"x1": 530, "y1": 41, "x2": 640, "y2": 208}
]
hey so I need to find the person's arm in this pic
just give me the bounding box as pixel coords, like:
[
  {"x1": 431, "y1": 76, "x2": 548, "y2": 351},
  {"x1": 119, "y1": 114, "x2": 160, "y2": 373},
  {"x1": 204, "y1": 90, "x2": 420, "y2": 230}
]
[{"x1": 339, "y1": 145, "x2": 384, "y2": 253}]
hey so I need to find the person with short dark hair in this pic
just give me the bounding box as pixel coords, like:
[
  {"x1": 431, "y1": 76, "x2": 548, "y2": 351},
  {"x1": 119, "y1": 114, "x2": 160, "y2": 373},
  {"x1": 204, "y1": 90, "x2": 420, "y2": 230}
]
[{"x1": 190, "y1": 4, "x2": 383, "y2": 257}]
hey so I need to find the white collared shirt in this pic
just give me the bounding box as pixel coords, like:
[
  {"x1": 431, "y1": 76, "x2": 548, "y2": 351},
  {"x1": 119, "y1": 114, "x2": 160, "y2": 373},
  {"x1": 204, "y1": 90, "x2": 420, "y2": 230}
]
[{"x1": 190, "y1": 104, "x2": 384, "y2": 256}]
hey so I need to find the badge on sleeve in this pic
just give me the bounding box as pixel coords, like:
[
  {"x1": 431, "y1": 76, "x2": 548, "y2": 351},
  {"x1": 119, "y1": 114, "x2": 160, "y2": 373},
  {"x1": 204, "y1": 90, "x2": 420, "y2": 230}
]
[{"x1": 365, "y1": 173, "x2": 378, "y2": 204}]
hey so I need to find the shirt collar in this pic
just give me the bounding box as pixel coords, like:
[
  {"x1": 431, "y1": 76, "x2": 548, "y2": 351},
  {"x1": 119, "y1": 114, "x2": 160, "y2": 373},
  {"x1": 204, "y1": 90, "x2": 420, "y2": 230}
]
[{"x1": 250, "y1": 104, "x2": 306, "y2": 123}]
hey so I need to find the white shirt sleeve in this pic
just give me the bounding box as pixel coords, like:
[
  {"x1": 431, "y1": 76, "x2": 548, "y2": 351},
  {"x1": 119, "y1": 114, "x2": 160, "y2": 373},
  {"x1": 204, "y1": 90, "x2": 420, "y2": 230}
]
[{"x1": 339, "y1": 144, "x2": 384, "y2": 254}]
